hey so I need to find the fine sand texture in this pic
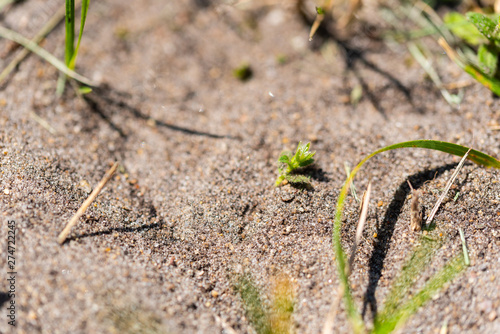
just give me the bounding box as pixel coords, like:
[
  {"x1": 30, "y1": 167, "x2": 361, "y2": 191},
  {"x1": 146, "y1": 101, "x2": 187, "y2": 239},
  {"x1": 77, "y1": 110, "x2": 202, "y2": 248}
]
[{"x1": 0, "y1": 1, "x2": 499, "y2": 333}]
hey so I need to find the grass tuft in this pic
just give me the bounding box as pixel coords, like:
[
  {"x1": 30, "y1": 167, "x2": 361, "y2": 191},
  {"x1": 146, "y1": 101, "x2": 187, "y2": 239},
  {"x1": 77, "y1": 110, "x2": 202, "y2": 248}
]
[{"x1": 331, "y1": 140, "x2": 500, "y2": 332}]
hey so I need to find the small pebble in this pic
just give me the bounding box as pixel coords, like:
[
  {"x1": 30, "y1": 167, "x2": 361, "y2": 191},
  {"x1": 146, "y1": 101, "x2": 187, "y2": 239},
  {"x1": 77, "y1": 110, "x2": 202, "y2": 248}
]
[{"x1": 211, "y1": 290, "x2": 219, "y2": 298}]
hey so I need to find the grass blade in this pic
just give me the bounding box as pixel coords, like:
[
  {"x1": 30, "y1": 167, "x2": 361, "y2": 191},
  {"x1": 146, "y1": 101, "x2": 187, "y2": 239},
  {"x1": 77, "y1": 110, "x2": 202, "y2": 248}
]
[
  {"x1": 347, "y1": 182, "x2": 371, "y2": 276},
  {"x1": 438, "y1": 37, "x2": 500, "y2": 97},
  {"x1": 373, "y1": 255, "x2": 465, "y2": 334},
  {"x1": 0, "y1": 25, "x2": 95, "y2": 86},
  {"x1": 0, "y1": 4, "x2": 66, "y2": 85},
  {"x1": 374, "y1": 234, "x2": 444, "y2": 328},
  {"x1": 235, "y1": 275, "x2": 272, "y2": 334},
  {"x1": 69, "y1": 0, "x2": 89, "y2": 70},
  {"x1": 459, "y1": 228, "x2": 470, "y2": 266},
  {"x1": 425, "y1": 148, "x2": 471, "y2": 226},
  {"x1": 65, "y1": 0, "x2": 75, "y2": 66},
  {"x1": 408, "y1": 42, "x2": 462, "y2": 106}
]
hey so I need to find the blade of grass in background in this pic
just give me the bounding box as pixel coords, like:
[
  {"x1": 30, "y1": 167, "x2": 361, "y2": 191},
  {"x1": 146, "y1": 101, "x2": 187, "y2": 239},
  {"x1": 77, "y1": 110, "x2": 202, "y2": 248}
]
[
  {"x1": 332, "y1": 140, "x2": 500, "y2": 332},
  {"x1": 408, "y1": 42, "x2": 463, "y2": 106},
  {"x1": 69, "y1": 0, "x2": 89, "y2": 69},
  {"x1": 0, "y1": 4, "x2": 66, "y2": 85},
  {"x1": 439, "y1": 37, "x2": 500, "y2": 97},
  {"x1": 0, "y1": 25, "x2": 95, "y2": 86},
  {"x1": 65, "y1": 0, "x2": 75, "y2": 66},
  {"x1": 58, "y1": 0, "x2": 90, "y2": 95}
]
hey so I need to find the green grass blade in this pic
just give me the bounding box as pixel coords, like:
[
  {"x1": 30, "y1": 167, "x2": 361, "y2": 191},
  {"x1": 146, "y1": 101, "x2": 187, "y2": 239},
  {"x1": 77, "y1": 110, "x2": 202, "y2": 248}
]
[
  {"x1": 69, "y1": 0, "x2": 89, "y2": 70},
  {"x1": 374, "y1": 234, "x2": 444, "y2": 327},
  {"x1": 65, "y1": 0, "x2": 75, "y2": 66},
  {"x1": 332, "y1": 140, "x2": 499, "y2": 332},
  {"x1": 0, "y1": 25, "x2": 95, "y2": 86},
  {"x1": 373, "y1": 255, "x2": 465, "y2": 334}
]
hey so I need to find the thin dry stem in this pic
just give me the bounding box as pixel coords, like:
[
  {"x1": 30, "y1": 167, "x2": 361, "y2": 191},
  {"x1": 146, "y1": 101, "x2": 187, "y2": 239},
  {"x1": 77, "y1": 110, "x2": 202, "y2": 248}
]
[
  {"x1": 58, "y1": 162, "x2": 118, "y2": 244},
  {"x1": 30, "y1": 112, "x2": 58, "y2": 135},
  {"x1": 322, "y1": 285, "x2": 344, "y2": 334},
  {"x1": 347, "y1": 181, "x2": 371, "y2": 275},
  {"x1": 425, "y1": 148, "x2": 471, "y2": 226}
]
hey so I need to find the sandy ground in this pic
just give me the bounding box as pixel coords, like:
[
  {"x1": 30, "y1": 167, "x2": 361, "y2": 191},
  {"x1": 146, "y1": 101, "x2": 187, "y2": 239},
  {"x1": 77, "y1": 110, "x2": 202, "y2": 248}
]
[{"x1": 0, "y1": 1, "x2": 500, "y2": 333}]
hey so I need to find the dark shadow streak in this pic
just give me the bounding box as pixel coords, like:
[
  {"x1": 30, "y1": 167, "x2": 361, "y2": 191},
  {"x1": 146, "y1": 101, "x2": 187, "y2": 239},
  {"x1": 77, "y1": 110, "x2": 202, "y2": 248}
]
[
  {"x1": 297, "y1": 10, "x2": 412, "y2": 117},
  {"x1": 64, "y1": 222, "x2": 164, "y2": 243},
  {"x1": 362, "y1": 162, "x2": 458, "y2": 320},
  {"x1": 83, "y1": 93, "x2": 127, "y2": 138},
  {"x1": 83, "y1": 85, "x2": 236, "y2": 140}
]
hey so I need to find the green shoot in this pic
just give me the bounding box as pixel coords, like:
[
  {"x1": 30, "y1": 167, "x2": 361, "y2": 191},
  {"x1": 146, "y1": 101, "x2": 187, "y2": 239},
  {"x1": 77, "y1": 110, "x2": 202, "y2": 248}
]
[
  {"x1": 275, "y1": 141, "x2": 316, "y2": 187},
  {"x1": 332, "y1": 140, "x2": 500, "y2": 332},
  {"x1": 58, "y1": 0, "x2": 91, "y2": 95}
]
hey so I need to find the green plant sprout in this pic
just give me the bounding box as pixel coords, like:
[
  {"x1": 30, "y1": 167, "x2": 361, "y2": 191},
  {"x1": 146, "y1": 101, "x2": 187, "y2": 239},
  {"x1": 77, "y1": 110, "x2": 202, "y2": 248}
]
[
  {"x1": 57, "y1": 0, "x2": 91, "y2": 95},
  {"x1": 443, "y1": 11, "x2": 500, "y2": 96},
  {"x1": 275, "y1": 141, "x2": 315, "y2": 187},
  {"x1": 331, "y1": 140, "x2": 500, "y2": 333}
]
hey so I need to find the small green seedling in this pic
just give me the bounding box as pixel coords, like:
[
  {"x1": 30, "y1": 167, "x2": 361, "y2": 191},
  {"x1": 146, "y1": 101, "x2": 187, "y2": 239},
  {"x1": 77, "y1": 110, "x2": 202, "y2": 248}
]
[{"x1": 275, "y1": 141, "x2": 315, "y2": 187}]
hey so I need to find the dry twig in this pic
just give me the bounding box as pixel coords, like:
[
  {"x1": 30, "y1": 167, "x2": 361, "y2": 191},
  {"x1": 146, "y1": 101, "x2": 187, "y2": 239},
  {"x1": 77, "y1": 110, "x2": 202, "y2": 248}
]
[
  {"x1": 57, "y1": 162, "x2": 118, "y2": 244},
  {"x1": 425, "y1": 148, "x2": 471, "y2": 227}
]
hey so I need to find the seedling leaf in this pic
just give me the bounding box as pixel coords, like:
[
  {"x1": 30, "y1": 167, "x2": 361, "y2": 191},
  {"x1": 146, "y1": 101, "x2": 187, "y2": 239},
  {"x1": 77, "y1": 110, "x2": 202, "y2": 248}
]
[
  {"x1": 284, "y1": 174, "x2": 311, "y2": 185},
  {"x1": 278, "y1": 153, "x2": 291, "y2": 164},
  {"x1": 478, "y1": 44, "x2": 498, "y2": 76},
  {"x1": 275, "y1": 142, "x2": 316, "y2": 187},
  {"x1": 466, "y1": 12, "x2": 499, "y2": 41}
]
